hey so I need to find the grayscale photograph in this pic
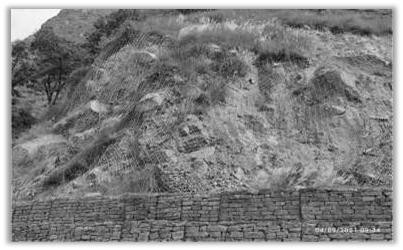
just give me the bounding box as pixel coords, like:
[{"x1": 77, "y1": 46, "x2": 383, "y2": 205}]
[{"x1": 11, "y1": 9, "x2": 393, "y2": 242}]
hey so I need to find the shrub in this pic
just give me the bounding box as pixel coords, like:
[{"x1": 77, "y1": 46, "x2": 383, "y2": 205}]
[
  {"x1": 144, "y1": 61, "x2": 175, "y2": 85},
  {"x1": 211, "y1": 54, "x2": 249, "y2": 78},
  {"x1": 14, "y1": 122, "x2": 55, "y2": 145},
  {"x1": 206, "y1": 78, "x2": 228, "y2": 105},
  {"x1": 12, "y1": 106, "x2": 36, "y2": 140},
  {"x1": 254, "y1": 162, "x2": 352, "y2": 190}
]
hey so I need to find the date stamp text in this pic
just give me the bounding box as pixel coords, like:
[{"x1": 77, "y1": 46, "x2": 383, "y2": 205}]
[{"x1": 315, "y1": 227, "x2": 381, "y2": 234}]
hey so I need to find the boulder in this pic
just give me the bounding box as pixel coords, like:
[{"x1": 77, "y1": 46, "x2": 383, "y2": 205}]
[
  {"x1": 149, "y1": 149, "x2": 177, "y2": 164},
  {"x1": 323, "y1": 104, "x2": 346, "y2": 115},
  {"x1": 209, "y1": 43, "x2": 221, "y2": 53},
  {"x1": 179, "y1": 135, "x2": 209, "y2": 153},
  {"x1": 184, "y1": 85, "x2": 203, "y2": 101},
  {"x1": 179, "y1": 114, "x2": 207, "y2": 137},
  {"x1": 178, "y1": 115, "x2": 210, "y2": 153},
  {"x1": 234, "y1": 167, "x2": 245, "y2": 180},
  {"x1": 189, "y1": 146, "x2": 216, "y2": 160},
  {"x1": 70, "y1": 128, "x2": 96, "y2": 147},
  {"x1": 179, "y1": 126, "x2": 190, "y2": 137},
  {"x1": 185, "y1": 114, "x2": 205, "y2": 134},
  {"x1": 191, "y1": 159, "x2": 209, "y2": 175},
  {"x1": 88, "y1": 100, "x2": 112, "y2": 114},
  {"x1": 207, "y1": 43, "x2": 223, "y2": 58},
  {"x1": 258, "y1": 103, "x2": 275, "y2": 112},
  {"x1": 173, "y1": 74, "x2": 185, "y2": 84},
  {"x1": 311, "y1": 66, "x2": 361, "y2": 103},
  {"x1": 138, "y1": 92, "x2": 165, "y2": 112},
  {"x1": 254, "y1": 147, "x2": 264, "y2": 168},
  {"x1": 101, "y1": 116, "x2": 122, "y2": 131}
]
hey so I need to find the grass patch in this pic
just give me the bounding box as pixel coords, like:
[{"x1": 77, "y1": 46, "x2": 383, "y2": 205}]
[
  {"x1": 177, "y1": 27, "x2": 258, "y2": 51},
  {"x1": 169, "y1": 28, "x2": 253, "y2": 80},
  {"x1": 254, "y1": 23, "x2": 311, "y2": 67},
  {"x1": 255, "y1": 162, "x2": 351, "y2": 190},
  {"x1": 201, "y1": 9, "x2": 392, "y2": 36},
  {"x1": 253, "y1": 23, "x2": 311, "y2": 102},
  {"x1": 141, "y1": 57, "x2": 181, "y2": 92},
  {"x1": 42, "y1": 133, "x2": 117, "y2": 186},
  {"x1": 211, "y1": 54, "x2": 249, "y2": 78},
  {"x1": 276, "y1": 9, "x2": 392, "y2": 36}
]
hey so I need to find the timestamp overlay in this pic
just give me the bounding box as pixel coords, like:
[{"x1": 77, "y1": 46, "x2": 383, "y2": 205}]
[
  {"x1": 314, "y1": 227, "x2": 381, "y2": 234},
  {"x1": 302, "y1": 221, "x2": 392, "y2": 241}
]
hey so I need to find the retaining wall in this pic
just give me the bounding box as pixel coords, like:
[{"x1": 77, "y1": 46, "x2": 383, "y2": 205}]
[{"x1": 11, "y1": 188, "x2": 393, "y2": 241}]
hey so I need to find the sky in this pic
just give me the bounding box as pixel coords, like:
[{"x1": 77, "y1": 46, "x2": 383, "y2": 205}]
[{"x1": 11, "y1": 9, "x2": 61, "y2": 41}]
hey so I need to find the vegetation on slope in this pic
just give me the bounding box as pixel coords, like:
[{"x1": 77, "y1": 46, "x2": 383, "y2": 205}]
[
  {"x1": 12, "y1": 9, "x2": 393, "y2": 201},
  {"x1": 196, "y1": 9, "x2": 392, "y2": 36}
]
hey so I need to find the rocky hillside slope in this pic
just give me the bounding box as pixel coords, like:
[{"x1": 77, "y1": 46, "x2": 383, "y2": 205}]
[
  {"x1": 11, "y1": 9, "x2": 393, "y2": 201},
  {"x1": 41, "y1": 9, "x2": 114, "y2": 43}
]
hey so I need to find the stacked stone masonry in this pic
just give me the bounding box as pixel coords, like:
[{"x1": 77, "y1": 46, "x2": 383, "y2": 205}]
[{"x1": 11, "y1": 188, "x2": 393, "y2": 242}]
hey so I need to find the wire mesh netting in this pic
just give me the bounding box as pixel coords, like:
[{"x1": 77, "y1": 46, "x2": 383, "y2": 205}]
[{"x1": 12, "y1": 15, "x2": 393, "y2": 200}]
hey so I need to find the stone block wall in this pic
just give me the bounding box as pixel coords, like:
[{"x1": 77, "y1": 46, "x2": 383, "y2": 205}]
[{"x1": 11, "y1": 188, "x2": 393, "y2": 242}]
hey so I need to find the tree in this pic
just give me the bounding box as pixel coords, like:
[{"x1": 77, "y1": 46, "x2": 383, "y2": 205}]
[
  {"x1": 12, "y1": 40, "x2": 28, "y2": 72},
  {"x1": 11, "y1": 40, "x2": 34, "y2": 96},
  {"x1": 31, "y1": 27, "x2": 83, "y2": 105}
]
